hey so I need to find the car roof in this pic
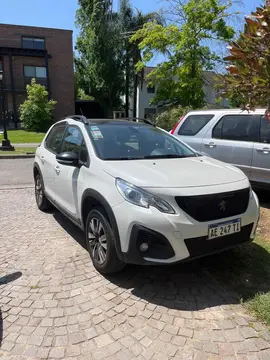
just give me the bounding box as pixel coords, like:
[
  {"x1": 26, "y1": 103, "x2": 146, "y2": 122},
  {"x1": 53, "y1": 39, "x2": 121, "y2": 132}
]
[
  {"x1": 59, "y1": 118, "x2": 152, "y2": 126},
  {"x1": 186, "y1": 108, "x2": 266, "y2": 115}
]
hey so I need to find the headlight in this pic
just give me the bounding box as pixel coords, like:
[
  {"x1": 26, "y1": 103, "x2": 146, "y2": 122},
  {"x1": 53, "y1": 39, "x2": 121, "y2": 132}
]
[{"x1": 116, "y1": 178, "x2": 175, "y2": 214}]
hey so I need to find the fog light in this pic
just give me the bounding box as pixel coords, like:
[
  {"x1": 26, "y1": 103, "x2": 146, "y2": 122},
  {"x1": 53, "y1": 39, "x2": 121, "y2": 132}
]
[{"x1": 140, "y1": 243, "x2": 149, "y2": 252}]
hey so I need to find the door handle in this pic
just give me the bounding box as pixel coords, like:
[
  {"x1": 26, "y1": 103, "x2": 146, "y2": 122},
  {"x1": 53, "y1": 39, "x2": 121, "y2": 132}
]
[
  {"x1": 204, "y1": 142, "x2": 216, "y2": 148},
  {"x1": 257, "y1": 147, "x2": 270, "y2": 154},
  {"x1": 54, "y1": 165, "x2": 60, "y2": 174}
]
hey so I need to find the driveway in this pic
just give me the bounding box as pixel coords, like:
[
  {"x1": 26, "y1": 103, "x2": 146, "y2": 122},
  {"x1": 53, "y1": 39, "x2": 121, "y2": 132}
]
[{"x1": 0, "y1": 188, "x2": 269, "y2": 360}]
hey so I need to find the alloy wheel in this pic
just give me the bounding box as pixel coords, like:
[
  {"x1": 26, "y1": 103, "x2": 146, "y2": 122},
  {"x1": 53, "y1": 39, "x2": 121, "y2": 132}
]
[{"x1": 88, "y1": 217, "x2": 107, "y2": 264}]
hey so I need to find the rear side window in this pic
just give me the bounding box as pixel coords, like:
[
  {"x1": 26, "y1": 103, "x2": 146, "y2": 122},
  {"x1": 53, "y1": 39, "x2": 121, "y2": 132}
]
[
  {"x1": 178, "y1": 114, "x2": 214, "y2": 136},
  {"x1": 213, "y1": 115, "x2": 259, "y2": 142},
  {"x1": 260, "y1": 116, "x2": 270, "y2": 144},
  {"x1": 45, "y1": 125, "x2": 66, "y2": 153}
]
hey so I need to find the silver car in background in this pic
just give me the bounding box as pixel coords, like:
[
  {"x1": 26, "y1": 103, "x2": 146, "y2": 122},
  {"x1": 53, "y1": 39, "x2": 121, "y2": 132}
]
[{"x1": 171, "y1": 109, "x2": 270, "y2": 189}]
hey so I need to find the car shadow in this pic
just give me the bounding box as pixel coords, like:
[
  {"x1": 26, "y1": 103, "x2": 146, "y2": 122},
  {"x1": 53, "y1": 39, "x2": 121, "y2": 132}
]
[
  {"x1": 254, "y1": 188, "x2": 270, "y2": 209},
  {"x1": 53, "y1": 210, "x2": 87, "y2": 250},
  {"x1": 52, "y1": 209, "x2": 270, "y2": 311},
  {"x1": 0, "y1": 271, "x2": 22, "y2": 347}
]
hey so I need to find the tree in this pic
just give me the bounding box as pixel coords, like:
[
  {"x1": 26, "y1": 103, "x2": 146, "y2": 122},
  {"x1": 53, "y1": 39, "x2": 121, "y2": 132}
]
[
  {"x1": 119, "y1": 0, "x2": 163, "y2": 117},
  {"x1": 131, "y1": 0, "x2": 236, "y2": 109},
  {"x1": 19, "y1": 79, "x2": 56, "y2": 132},
  {"x1": 222, "y1": 1, "x2": 270, "y2": 116},
  {"x1": 75, "y1": 0, "x2": 125, "y2": 116}
]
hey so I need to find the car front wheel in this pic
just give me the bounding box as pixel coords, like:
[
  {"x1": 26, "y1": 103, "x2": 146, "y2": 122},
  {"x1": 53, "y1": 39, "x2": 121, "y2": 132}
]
[{"x1": 85, "y1": 209, "x2": 125, "y2": 274}]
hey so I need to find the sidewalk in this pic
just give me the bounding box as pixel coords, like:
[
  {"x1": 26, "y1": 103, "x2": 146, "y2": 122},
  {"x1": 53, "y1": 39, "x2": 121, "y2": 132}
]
[{"x1": 14, "y1": 142, "x2": 40, "y2": 147}]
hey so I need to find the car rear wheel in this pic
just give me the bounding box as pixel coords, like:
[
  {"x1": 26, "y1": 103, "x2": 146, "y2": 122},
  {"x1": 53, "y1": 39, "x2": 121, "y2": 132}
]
[
  {"x1": 34, "y1": 173, "x2": 52, "y2": 211},
  {"x1": 85, "y1": 209, "x2": 125, "y2": 274}
]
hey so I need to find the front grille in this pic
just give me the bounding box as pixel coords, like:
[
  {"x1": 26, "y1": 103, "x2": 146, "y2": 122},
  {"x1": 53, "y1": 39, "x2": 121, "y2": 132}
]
[
  {"x1": 184, "y1": 223, "x2": 253, "y2": 259},
  {"x1": 175, "y1": 188, "x2": 250, "y2": 222}
]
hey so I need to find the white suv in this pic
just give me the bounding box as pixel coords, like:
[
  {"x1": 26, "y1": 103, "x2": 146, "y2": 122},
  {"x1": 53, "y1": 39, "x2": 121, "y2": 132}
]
[{"x1": 34, "y1": 115, "x2": 260, "y2": 274}]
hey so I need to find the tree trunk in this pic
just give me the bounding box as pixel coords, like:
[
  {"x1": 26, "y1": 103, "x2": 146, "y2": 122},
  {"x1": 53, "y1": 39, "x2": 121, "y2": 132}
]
[
  {"x1": 125, "y1": 45, "x2": 130, "y2": 118},
  {"x1": 133, "y1": 73, "x2": 138, "y2": 118}
]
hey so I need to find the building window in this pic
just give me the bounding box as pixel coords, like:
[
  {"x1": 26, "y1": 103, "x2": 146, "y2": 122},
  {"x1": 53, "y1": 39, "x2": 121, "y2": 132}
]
[
  {"x1": 24, "y1": 66, "x2": 47, "y2": 78},
  {"x1": 147, "y1": 85, "x2": 155, "y2": 93},
  {"x1": 144, "y1": 108, "x2": 156, "y2": 119},
  {"x1": 22, "y1": 37, "x2": 45, "y2": 50}
]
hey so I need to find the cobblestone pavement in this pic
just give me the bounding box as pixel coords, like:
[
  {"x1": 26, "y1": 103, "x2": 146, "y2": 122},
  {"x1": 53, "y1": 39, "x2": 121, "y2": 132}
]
[{"x1": 0, "y1": 188, "x2": 270, "y2": 360}]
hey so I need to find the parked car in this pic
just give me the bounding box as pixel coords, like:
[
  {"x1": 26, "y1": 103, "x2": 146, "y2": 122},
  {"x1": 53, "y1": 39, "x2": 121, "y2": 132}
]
[
  {"x1": 34, "y1": 115, "x2": 260, "y2": 274},
  {"x1": 170, "y1": 109, "x2": 270, "y2": 189}
]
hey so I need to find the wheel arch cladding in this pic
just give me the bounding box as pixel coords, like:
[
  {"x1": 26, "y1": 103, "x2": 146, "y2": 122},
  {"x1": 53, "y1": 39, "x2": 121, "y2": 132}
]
[
  {"x1": 33, "y1": 162, "x2": 41, "y2": 177},
  {"x1": 81, "y1": 189, "x2": 124, "y2": 261}
]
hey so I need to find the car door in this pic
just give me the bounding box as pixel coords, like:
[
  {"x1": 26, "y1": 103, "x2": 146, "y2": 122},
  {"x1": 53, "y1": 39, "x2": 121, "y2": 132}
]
[
  {"x1": 202, "y1": 114, "x2": 259, "y2": 178},
  {"x1": 53, "y1": 125, "x2": 89, "y2": 219},
  {"x1": 41, "y1": 124, "x2": 66, "y2": 199},
  {"x1": 176, "y1": 113, "x2": 215, "y2": 151},
  {"x1": 251, "y1": 115, "x2": 270, "y2": 186}
]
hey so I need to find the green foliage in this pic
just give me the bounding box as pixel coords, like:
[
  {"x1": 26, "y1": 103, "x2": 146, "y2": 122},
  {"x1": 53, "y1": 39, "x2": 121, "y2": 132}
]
[
  {"x1": 154, "y1": 106, "x2": 192, "y2": 131},
  {"x1": 19, "y1": 79, "x2": 56, "y2": 132},
  {"x1": 77, "y1": 88, "x2": 95, "y2": 101},
  {"x1": 131, "y1": 0, "x2": 236, "y2": 109},
  {"x1": 75, "y1": 0, "x2": 125, "y2": 116},
  {"x1": 222, "y1": 2, "x2": 270, "y2": 111}
]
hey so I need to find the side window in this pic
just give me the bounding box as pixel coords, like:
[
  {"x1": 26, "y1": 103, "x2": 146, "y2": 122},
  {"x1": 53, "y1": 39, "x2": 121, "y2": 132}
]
[
  {"x1": 61, "y1": 126, "x2": 83, "y2": 155},
  {"x1": 61, "y1": 126, "x2": 89, "y2": 163},
  {"x1": 45, "y1": 125, "x2": 66, "y2": 153},
  {"x1": 178, "y1": 114, "x2": 214, "y2": 136},
  {"x1": 213, "y1": 115, "x2": 258, "y2": 142},
  {"x1": 260, "y1": 116, "x2": 270, "y2": 144}
]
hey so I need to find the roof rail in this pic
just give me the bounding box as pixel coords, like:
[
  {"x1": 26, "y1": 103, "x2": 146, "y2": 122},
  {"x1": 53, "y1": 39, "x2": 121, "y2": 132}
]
[
  {"x1": 121, "y1": 117, "x2": 156, "y2": 127},
  {"x1": 66, "y1": 115, "x2": 89, "y2": 125}
]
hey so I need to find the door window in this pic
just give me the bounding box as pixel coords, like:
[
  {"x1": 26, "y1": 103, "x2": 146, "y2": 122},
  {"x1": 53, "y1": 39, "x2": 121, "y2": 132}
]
[
  {"x1": 260, "y1": 116, "x2": 270, "y2": 144},
  {"x1": 213, "y1": 115, "x2": 259, "y2": 142},
  {"x1": 61, "y1": 126, "x2": 89, "y2": 163},
  {"x1": 178, "y1": 114, "x2": 214, "y2": 136},
  {"x1": 45, "y1": 125, "x2": 66, "y2": 154}
]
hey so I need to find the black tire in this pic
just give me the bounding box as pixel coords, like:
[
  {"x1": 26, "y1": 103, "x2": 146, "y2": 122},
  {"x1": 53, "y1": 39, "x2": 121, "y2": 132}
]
[
  {"x1": 85, "y1": 209, "x2": 125, "y2": 274},
  {"x1": 34, "y1": 173, "x2": 52, "y2": 211}
]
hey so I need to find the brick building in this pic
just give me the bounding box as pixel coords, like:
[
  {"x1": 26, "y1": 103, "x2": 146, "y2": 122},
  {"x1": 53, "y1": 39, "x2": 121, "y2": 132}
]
[{"x1": 0, "y1": 23, "x2": 74, "y2": 127}]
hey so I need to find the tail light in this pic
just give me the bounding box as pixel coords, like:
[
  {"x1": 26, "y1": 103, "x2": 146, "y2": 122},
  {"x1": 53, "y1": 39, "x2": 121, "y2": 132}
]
[{"x1": 170, "y1": 116, "x2": 184, "y2": 134}]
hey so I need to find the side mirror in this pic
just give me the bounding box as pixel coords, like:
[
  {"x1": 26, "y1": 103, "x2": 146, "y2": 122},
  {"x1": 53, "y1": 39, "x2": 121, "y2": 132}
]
[{"x1": 56, "y1": 152, "x2": 79, "y2": 166}]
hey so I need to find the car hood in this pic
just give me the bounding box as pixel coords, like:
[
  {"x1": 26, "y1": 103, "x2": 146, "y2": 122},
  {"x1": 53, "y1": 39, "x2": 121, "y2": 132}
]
[{"x1": 102, "y1": 156, "x2": 247, "y2": 188}]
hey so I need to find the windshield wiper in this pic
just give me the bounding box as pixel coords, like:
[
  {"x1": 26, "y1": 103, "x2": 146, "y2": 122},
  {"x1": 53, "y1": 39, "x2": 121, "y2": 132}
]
[
  {"x1": 143, "y1": 154, "x2": 192, "y2": 159},
  {"x1": 103, "y1": 156, "x2": 144, "y2": 160}
]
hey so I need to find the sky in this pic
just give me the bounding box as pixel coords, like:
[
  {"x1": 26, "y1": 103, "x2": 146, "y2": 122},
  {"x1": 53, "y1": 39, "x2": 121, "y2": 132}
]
[{"x1": 0, "y1": 0, "x2": 262, "y2": 62}]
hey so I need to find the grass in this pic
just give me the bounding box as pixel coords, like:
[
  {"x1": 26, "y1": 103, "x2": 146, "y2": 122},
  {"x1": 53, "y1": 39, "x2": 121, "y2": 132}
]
[
  {"x1": 199, "y1": 236, "x2": 270, "y2": 326},
  {"x1": 0, "y1": 147, "x2": 36, "y2": 155},
  {"x1": 0, "y1": 130, "x2": 45, "y2": 143}
]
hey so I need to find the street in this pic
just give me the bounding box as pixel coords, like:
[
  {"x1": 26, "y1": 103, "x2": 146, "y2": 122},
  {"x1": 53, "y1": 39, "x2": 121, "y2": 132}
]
[
  {"x1": 0, "y1": 160, "x2": 270, "y2": 359},
  {"x1": 0, "y1": 158, "x2": 33, "y2": 188}
]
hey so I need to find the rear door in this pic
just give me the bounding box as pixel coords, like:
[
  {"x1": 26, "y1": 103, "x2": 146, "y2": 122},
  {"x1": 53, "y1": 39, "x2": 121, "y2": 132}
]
[
  {"x1": 176, "y1": 113, "x2": 215, "y2": 151},
  {"x1": 202, "y1": 114, "x2": 259, "y2": 178},
  {"x1": 251, "y1": 115, "x2": 270, "y2": 186},
  {"x1": 41, "y1": 124, "x2": 66, "y2": 199}
]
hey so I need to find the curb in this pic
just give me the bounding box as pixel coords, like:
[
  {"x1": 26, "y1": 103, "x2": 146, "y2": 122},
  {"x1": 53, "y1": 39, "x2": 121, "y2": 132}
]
[
  {"x1": 0, "y1": 154, "x2": 35, "y2": 159},
  {"x1": 0, "y1": 185, "x2": 34, "y2": 190}
]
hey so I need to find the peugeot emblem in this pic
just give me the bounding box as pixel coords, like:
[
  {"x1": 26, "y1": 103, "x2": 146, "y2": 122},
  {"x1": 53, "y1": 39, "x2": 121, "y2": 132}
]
[{"x1": 219, "y1": 200, "x2": 226, "y2": 212}]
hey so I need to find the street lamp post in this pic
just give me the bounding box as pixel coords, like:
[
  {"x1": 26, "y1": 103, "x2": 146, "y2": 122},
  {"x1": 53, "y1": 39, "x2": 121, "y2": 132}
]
[{"x1": 0, "y1": 70, "x2": 14, "y2": 151}]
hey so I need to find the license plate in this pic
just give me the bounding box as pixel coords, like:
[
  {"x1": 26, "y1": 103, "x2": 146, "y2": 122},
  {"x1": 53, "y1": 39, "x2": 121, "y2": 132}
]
[{"x1": 208, "y1": 219, "x2": 241, "y2": 240}]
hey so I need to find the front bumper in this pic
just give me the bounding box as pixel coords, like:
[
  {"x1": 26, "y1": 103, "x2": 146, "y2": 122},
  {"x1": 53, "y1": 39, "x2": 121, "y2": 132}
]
[{"x1": 113, "y1": 191, "x2": 260, "y2": 265}]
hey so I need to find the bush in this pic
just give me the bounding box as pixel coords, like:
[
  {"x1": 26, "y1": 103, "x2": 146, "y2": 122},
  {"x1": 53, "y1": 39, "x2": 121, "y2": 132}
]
[
  {"x1": 19, "y1": 79, "x2": 57, "y2": 132},
  {"x1": 154, "y1": 106, "x2": 192, "y2": 131}
]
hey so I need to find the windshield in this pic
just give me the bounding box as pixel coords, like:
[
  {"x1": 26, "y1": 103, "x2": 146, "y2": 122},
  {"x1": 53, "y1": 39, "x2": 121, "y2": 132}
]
[{"x1": 87, "y1": 122, "x2": 197, "y2": 160}]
